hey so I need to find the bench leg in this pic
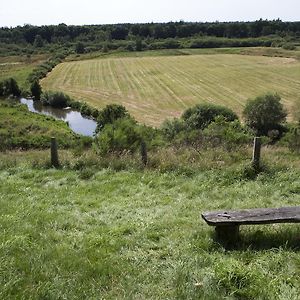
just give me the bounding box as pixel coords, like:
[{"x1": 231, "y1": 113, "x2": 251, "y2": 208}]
[{"x1": 215, "y1": 225, "x2": 239, "y2": 244}]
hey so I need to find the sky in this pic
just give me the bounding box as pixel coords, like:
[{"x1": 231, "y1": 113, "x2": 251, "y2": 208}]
[{"x1": 0, "y1": 0, "x2": 299, "y2": 27}]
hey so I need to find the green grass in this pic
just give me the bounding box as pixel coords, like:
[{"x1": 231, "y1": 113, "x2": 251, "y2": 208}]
[
  {"x1": 42, "y1": 48, "x2": 300, "y2": 126},
  {"x1": 0, "y1": 99, "x2": 80, "y2": 149},
  {"x1": 0, "y1": 54, "x2": 48, "y2": 91},
  {"x1": 0, "y1": 151, "x2": 300, "y2": 299}
]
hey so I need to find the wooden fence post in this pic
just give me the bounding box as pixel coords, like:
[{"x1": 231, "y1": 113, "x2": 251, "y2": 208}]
[
  {"x1": 252, "y1": 137, "x2": 261, "y2": 171},
  {"x1": 51, "y1": 137, "x2": 59, "y2": 168},
  {"x1": 140, "y1": 140, "x2": 148, "y2": 167}
]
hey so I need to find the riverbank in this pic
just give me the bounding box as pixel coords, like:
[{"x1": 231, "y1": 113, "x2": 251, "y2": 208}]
[
  {"x1": 20, "y1": 98, "x2": 97, "y2": 136},
  {"x1": 0, "y1": 99, "x2": 91, "y2": 150}
]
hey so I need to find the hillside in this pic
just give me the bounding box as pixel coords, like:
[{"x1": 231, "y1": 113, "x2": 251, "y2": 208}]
[{"x1": 0, "y1": 150, "x2": 300, "y2": 299}]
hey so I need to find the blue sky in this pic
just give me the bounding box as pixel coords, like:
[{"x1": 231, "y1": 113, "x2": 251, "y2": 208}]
[{"x1": 0, "y1": 0, "x2": 299, "y2": 27}]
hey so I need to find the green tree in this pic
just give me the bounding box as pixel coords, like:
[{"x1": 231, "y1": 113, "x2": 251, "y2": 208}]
[
  {"x1": 41, "y1": 91, "x2": 70, "y2": 108},
  {"x1": 75, "y1": 42, "x2": 85, "y2": 54},
  {"x1": 30, "y1": 80, "x2": 42, "y2": 100},
  {"x1": 0, "y1": 78, "x2": 21, "y2": 97},
  {"x1": 102, "y1": 43, "x2": 109, "y2": 53},
  {"x1": 33, "y1": 35, "x2": 44, "y2": 47},
  {"x1": 243, "y1": 93, "x2": 287, "y2": 135},
  {"x1": 135, "y1": 38, "x2": 143, "y2": 51}
]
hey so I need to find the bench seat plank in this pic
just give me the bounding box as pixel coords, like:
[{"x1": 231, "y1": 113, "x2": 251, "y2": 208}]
[{"x1": 202, "y1": 206, "x2": 300, "y2": 226}]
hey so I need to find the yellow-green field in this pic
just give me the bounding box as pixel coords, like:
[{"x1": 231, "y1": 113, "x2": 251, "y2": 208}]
[{"x1": 42, "y1": 52, "x2": 300, "y2": 126}]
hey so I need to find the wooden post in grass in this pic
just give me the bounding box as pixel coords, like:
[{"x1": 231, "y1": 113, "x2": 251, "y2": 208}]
[
  {"x1": 140, "y1": 139, "x2": 148, "y2": 167},
  {"x1": 51, "y1": 137, "x2": 59, "y2": 168},
  {"x1": 252, "y1": 137, "x2": 261, "y2": 171}
]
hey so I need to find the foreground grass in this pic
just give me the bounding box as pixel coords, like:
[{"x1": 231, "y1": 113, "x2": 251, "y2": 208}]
[
  {"x1": 0, "y1": 150, "x2": 300, "y2": 299},
  {"x1": 42, "y1": 48, "x2": 300, "y2": 126}
]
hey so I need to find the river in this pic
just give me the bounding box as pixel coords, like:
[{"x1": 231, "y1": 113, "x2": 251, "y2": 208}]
[{"x1": 20, "y1": 98, "x2": 97, "y2": 137}]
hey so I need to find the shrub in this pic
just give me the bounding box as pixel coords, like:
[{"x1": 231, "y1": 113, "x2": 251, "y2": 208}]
[
  {"x1": 94, "y1": 118, "x2": 142, "y2": 154},
  {"x1": 96, "y1": 104, "x2": 132, "y2": 132},
  {"x1": 30, "y1": 80, "x2": 42, "y2": 100},
  {"x1": 0, "y1": 78, "x2": 21, "y2": 97},
  {"x1": 282, "y1": 43, "x2": 296, "y2": 50},
  {"x1": 41, "y1": 91, "x2": 70, "y2": 108},
  {"x1": 243, "y1": 93, "x2": 287, "y2": 136},
  {"x1": 203, "y1": 116, "x2": 253, "y2": 151},
  {"x1": 281, "y1": 126, "x2": 300, "y2": 153},
  {"x1": 161, "y1": 118, "x2": 187, "y2": 141},
  {"x1": 80, "y1": 103, "x2": 93, "y2": 116},
  {"x1": 182, "y1": 103, "x2": 238, "y2": 130}
]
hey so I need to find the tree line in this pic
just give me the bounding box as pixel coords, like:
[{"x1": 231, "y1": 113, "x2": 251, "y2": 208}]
[{"x1": 1, "y1": 19, "x2": 300, "y2": 46}]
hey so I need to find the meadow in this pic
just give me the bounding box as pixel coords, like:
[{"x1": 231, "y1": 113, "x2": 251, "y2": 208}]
[
  {"x1": 0, "y1": 149, "x2": 300, "y2": 299},
  {"x1": 0, "y1": 54, "x2": 49, "y2": 91},
  {"x1": 1, "y1": 46, "x2": 300, "y2": 299},
  {"x1": 42, "y1": 48, "x2": 300, "y2": 126}
]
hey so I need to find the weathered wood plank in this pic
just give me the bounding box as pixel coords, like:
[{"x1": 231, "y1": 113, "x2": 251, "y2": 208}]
[{"x1": 202, "y1": 206, "x2": 300, "y2": 226}]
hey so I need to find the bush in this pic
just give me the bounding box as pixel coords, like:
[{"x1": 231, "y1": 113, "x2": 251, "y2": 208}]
[
  {"x1": 281, "y1": 126, "x2": 300, "y2": 153},
  {"x1": 30, "y1": 80, "x2": 42, "y2": 100},
  {"x1": 282, "y1": 43, "x2": 296, "y2": 50},
  {"x1": 161, "y1": 118, "x2": 187, "y2": 141},
  {"x1": 0, "y1": 78, "x2": 21, "y2": 97},
  {"x1": 96, "y1": 104, "x2": 132, "y2": 132},
  {"x1": 41, "y1": 91, "x2": 70, "y2": 108},
  {"x1": 203, "y1": 116, "x2": 253, "y2": 151},
  {"x1": 94, "y1": 118, "x2": 142, "y2": 154},
  {"x1": 182, "y1": 103, "x2": 238, "y2": 130},
  {"x1": 243, "y1": 93, "x2": 287, "y2": 136}
]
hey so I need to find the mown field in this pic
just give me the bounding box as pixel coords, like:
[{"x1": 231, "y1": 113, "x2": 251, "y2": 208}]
[
  {"x1": 0, "y1": 150, "x2": 300, "y2": 299},
  {"x1": 42, "y1": 49, "x2": 300, "y2": 126}
]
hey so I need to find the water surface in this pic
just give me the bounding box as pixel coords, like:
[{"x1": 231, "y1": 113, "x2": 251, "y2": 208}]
[{"x1": 20, "y1": 98, "x2": 97, "y2": 137}]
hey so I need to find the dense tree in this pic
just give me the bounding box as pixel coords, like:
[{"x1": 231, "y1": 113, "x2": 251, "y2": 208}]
[
  {"x1": 243, "y1": 93, "x2": 287, "y2": 135},
  {"x1": 30, "y1": 80, "x2": 42, "y2": 100},
  {"x1": 135, "y1": 38, "x2": 143, "y2": 51},
  {"x1": 75, "y1": 42, "x2": 85, "y2": 54},
  {"x1": 33, "y1": 34, "x2": 44, "y2": 47},
  {"x1": 1, "y1": 20, "x2": 299, "y2": 52},
  {"x1": 41, "y1": 91, "x2": 70, "y2": 108},
  {"x1": 0, "y1": 78, "x2": 21, "y2": 97},
  {"x1": 111, "y1": 26, "x2": 129, "y2": 40}
]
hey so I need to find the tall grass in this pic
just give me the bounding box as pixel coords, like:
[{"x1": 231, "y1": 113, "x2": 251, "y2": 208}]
[{"x1": 0, "y1": 149, "x2": 300, "y2": 299}]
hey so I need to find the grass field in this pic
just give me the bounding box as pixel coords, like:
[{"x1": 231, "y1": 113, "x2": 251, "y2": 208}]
[
  {"x1": 0, "y1": 150, "x2": 300, "y2": 299},
  {"x1": 42, "y1": 49, "x2": 300, "y2": 126},
  {"x1": 0, "y1": 54, "x2": 48, "y2": 91}
]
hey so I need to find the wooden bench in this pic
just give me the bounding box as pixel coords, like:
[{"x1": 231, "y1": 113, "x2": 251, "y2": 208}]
[{"x1": 202, "y1": 206, "x2": 300, "y2": 243}]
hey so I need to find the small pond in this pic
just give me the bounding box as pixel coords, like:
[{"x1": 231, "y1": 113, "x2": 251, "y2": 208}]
[{"x1": 20, "y1": 98, "x2": 97, "y2": 137}]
